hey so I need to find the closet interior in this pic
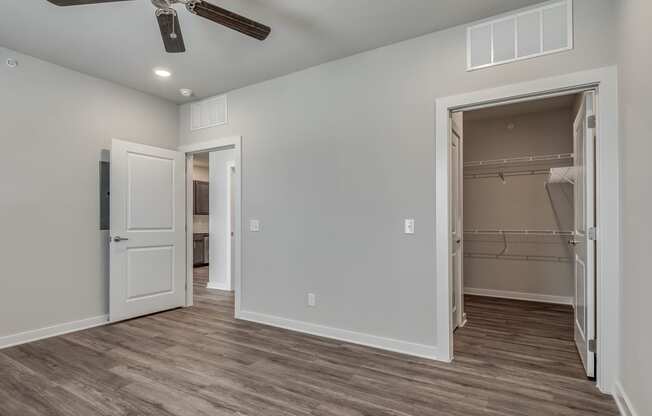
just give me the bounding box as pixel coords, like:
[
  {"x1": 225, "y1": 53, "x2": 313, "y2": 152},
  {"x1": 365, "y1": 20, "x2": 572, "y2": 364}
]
[
  {"x1": 452, "y1": 92, "x2": 598, "y2": 378},
  {"x1": 462, "y1": 95, "x2": 578, "y2": 302}
]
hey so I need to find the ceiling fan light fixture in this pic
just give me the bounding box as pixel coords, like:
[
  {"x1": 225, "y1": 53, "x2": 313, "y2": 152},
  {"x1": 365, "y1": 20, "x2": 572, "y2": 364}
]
[
  {"x1": 179, "y1": 88, "x2": 194, "y2": 97},
  {"x1": 154, "y1": 68, "x2": 172, "y2": 78}
]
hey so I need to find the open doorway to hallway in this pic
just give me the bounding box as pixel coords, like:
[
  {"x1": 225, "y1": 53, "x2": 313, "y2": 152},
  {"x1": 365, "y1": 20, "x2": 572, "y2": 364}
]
[{"x1": 190, "y1": 149, "x2": 237, "y2": 301}]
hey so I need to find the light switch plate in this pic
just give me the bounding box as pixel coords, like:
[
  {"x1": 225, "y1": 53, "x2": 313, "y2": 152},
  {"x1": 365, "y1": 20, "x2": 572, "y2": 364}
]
[
  {"x1": 308, "y1": 293, "x2": 316, "y2": 307},
  {"x1": 249, "y1": 219, "x2": 261, "y2": 232},
  {"x1": 404, "y1": 219, "x2": 415, "y2": 234}
]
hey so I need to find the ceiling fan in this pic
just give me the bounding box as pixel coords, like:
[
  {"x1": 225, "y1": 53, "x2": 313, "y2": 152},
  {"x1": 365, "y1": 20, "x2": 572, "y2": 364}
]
[{"x1": 45, "y1": 0, "x2": 271, "y2": 53}]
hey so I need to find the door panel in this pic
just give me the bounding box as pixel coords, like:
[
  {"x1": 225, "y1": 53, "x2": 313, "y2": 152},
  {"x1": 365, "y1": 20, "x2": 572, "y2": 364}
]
[
  {"x1": 110, "y1": 139, "x2": 186, "y2": 322},
  {"x1": 127, "y1": 246, "x2": 174, "y2": 299},
  {"x1": 451, "y1": 112, "x2": 464, "y2": 329},
  {"x1": 128, "y1": 154, "x2": 175, "y2": 229},
  {"x1": 572, "y1": 91, "x2": 596, "y2": 378},
  {"x1": 194, "y1": 181, "x2": 210, "y2": 215}
]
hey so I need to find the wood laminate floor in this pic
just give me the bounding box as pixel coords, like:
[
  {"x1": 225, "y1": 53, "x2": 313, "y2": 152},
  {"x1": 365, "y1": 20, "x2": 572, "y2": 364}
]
[
  {"x1": 0, "y1": 291, "x2": 618, "y2": 416},
  {"x1": 194, "y1": 266, "x2": 209, "y2": 288}
]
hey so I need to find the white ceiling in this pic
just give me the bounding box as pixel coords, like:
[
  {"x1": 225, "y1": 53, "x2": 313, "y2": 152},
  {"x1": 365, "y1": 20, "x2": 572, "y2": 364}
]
[{"x1": 0, "y1": 0, "x2": 543, "y2": 103}]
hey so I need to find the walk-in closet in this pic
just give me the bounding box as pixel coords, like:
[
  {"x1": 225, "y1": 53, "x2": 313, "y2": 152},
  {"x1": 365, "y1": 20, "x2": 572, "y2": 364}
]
[{"x1": 452, "y1": 91, "x2": 599, "y2": 380}]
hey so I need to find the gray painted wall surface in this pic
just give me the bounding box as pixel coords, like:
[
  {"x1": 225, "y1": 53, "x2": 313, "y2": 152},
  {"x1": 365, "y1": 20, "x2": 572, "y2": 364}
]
[
  {"x1": 0, "y1": 47, "x2": 178, "y2": 338},
  {"x1": 463, "y1": 108, "x2": 574, "y2": 298},
  {"x1": 617, "y1": 0, "x2": 652, "y2": 413},
  {"x1": 178, "y1": 0, "x2": 618, "y2": 347}
]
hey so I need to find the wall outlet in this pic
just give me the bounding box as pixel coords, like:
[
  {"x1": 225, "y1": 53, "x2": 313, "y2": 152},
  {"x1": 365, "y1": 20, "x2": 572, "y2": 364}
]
[
  {"x1": 307, "y1": 293, "x2": 316, "y2": 307},
  {"x1": 249, "y1": 219, "x2": 261, "y2": 232},
  {"x1": 404, "y1": 218, "x2": 415, "y2": 234}
]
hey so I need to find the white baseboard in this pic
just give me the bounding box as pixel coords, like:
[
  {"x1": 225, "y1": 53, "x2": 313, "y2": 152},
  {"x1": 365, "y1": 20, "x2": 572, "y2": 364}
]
[
  {"x1": 464, "y1": 287, "x2": 573, "y2": 305},
  {"x1": 0, "y1": 315, "x2": 109, "y2": 350},
  {"x1": 237, "y1": 310, "x2": 441, "y2": 361},
  {"x1": 206, "y1": 281, "x2": 232, "y2": 291},
  {"x1": 613, "y1": 381, "x2": 639, "y2": 416}
]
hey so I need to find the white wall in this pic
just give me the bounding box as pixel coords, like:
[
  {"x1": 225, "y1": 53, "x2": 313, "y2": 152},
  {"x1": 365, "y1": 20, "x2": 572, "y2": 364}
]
[
  {"x1": 0, "y1": 46, "x2": 178, "y2": 339},
  {"x1": 463, "y1": 108, "x2": 574, "y2": 300},
  {"x1": 617, "y1": 0, "x2": 652, "y2": 414},
  {"x1": 208, "y1": 148, "x2": 236, "y2": 290},
  {"x1": 178, "y1": 0, "x2": 617, "y2": 351}
]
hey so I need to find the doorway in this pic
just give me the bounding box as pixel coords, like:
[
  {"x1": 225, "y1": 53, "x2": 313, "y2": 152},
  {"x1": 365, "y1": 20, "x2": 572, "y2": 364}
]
[
  {"x1": 190, "y1": 151, "x2": 237, "y2": 294},
  {"x1": 181, "y1": 136, "x2": 243, "y2": 313},
  {"x1": 451, "y1": 91, "x2": 598, "y2": 382},
  {"x1": 435, "y1": 67, "x2": 620, "y2": 394}
]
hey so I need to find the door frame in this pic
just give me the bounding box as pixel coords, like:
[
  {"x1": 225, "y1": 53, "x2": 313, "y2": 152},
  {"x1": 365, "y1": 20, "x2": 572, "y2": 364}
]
[
  {"x1": 434, "y1": 66, "x2": 620, "y2": 394},
  {"x1": 178, "y1": 136, "x2": 242, "y2": 316},
  {"x1": 225, "y1": 160, "x2": 236, "y2": 291}
]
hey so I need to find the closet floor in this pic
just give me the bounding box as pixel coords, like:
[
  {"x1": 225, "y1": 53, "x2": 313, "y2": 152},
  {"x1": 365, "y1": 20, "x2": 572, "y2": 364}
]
[
  {"x1": 0, "y1": 292, "x2": 618, "y2": 415},
  {"x1": 456, "y1": 295, "x2": 612, "y2": 411}
]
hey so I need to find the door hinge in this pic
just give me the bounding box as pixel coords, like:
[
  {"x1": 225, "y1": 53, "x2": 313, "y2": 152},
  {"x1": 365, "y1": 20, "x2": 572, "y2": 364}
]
[
  {"x1": 587, "y1": 115, "x2": 596, "y2": 129},
  {"x1": 588, "y1": 339, "x2": 597, "y2": 353},
  {"x1": 588, "y1": 227, "x2": 597, "y2": 241}
]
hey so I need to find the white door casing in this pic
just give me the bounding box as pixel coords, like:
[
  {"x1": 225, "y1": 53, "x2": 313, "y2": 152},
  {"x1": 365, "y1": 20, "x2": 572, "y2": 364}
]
[
  {"x1": 572, "y1": 91, "x2": 597, "y2": 378},
  {"x1": 110, "y1": 139, "x2": 186, "y2": 322}
]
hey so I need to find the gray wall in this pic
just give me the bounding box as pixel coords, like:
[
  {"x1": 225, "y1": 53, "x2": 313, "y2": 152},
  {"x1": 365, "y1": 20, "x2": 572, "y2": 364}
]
[
  {"x1": 617, "y1": 0, "x2": 652, "y2": 414},
  {"x1": 463, "y1": 108, "x2": 574, "y2": 298},
  {"x1": 178, "y1": 0, "x2": 617, "y2": 348},
  {"x1": 0, "y1": 46, "x2": 179, "y2": 338}
]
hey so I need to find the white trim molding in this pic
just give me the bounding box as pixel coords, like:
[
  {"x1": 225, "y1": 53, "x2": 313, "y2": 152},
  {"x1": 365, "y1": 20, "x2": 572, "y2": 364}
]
[
  {"x1": 435, "y1": 66, "x2": 620, "y2": 394},
  {"x1": 0, "y1": 315, "x2": 108, "y2": 350},
  {"x1": 464, "y1": 287, "x2": 573, "y2": 305},
  {"x1": 238, "y1": 310, "x2": 440, "y2": 361},
  {"x1": 206, "y1": 281, "x2": 232, "y2": 291},
  {"x1": 613, "y1": 381, "x2": 639, "y2": 416}
]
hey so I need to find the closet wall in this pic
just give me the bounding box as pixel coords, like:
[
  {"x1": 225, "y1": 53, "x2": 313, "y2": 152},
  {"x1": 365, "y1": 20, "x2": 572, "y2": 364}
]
[{"x1": 463, "y1": 104, "x2": 575, "y2": 302}]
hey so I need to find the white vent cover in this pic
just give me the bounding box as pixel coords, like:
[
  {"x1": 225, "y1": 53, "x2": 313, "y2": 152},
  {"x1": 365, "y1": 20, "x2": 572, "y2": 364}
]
[
  {"x1": 190, "y1": 95, "x2": 228, "y2": 131},
  {"x1": 467, "y1": 0, "x2": 573, "y2": 71}
]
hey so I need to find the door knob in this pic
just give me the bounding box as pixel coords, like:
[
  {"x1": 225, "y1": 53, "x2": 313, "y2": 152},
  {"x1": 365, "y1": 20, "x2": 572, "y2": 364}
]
[
  {"x1": 113, "y1": 236, "x2": 129, "y2": 242},
  {"x1": 568, "y1": 238, "x2": 578, "y2": 246}
]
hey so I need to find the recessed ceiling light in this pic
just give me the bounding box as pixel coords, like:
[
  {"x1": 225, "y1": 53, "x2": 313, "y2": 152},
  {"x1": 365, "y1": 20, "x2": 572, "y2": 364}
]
[
  {"x1": 179, "y1": 88, "x2": 193, "y2": 97},
  {"x1": 154, "y1": 68, "x2": 172, "y2": 78}
]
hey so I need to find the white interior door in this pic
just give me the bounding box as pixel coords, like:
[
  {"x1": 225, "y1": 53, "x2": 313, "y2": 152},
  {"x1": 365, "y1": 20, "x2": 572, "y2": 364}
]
[
  {"x1": 571, "y1": 91, "x2": 596, "y2": 378},
  {"x1": 110, "y1": 139, "x2": 186, "y2": 322},
  {"x1": 451, "y1": 113, "x2": 464, "y2": 329}
]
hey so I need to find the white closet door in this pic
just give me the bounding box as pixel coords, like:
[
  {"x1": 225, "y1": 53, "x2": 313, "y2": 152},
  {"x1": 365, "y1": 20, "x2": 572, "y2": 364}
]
[
  {"x1": 450, "y1": 113, "x2": 464, "y2": 329},
  {"x1": 572, "y1": 91, "x2": 596, "y2": 378}
]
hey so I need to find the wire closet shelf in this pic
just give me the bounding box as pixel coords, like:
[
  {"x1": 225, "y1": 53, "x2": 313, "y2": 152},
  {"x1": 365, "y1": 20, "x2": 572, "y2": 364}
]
[{"x1": 464, "y1": 153, "x2": 574, "y2": 180}]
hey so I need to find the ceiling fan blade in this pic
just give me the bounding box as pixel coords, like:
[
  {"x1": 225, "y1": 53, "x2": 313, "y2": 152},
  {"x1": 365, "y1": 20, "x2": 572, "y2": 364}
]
[
  {"x1": 187, "y1": 1, "x2": 271, "y2": 41},
  {"x1": 46, "y1": 0, "x2": 132, "y2": 6},
  {"x1": 156, "y1": 11, "x2": 186, "y2": 53}
]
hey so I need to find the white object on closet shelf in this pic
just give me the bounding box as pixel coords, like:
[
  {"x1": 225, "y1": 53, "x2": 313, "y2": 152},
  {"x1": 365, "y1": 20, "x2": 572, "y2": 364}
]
[{"x1": 547, "y1": 166, "x2": 577, "y2": 185}]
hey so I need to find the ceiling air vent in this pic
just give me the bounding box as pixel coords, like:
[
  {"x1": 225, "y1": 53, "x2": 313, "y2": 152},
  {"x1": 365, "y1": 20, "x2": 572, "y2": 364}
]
[
  {"x1": 467, "y1": 0, "x2": 573, "y2": 71},
  {"x1": 190, "y1": 95, "x2": 228, "y2": 131}
]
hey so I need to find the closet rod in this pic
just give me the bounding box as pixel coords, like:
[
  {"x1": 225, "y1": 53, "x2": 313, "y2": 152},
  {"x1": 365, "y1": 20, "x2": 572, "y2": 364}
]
[
  {"x1": 464, "y1": 169, "x2": 550, "y2": 179},
  {"x1": 464, "y1": 253, "x2": 573, "y2": 263},
  {"x1": 464, "y1": 229, "x2": 574, "y2": 236},
  {"x1": 464, "y1": 153, "x2": 574, "y2": 168}
]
